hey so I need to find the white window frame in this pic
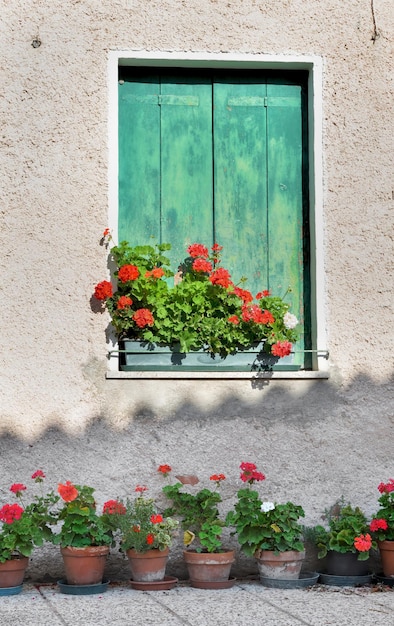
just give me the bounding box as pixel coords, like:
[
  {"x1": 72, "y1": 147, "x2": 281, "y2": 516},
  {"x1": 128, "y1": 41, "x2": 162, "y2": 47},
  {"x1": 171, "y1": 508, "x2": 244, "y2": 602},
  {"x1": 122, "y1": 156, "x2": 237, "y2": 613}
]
[{"x1": 107, "y1": 51, "x2": 328, "y2": 378}]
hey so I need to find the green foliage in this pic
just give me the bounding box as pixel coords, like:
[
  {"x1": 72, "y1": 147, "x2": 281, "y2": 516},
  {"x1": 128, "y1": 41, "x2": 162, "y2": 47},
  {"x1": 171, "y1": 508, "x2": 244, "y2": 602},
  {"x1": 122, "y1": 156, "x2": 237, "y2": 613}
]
[
  {"x1": 0, "y1": 477, "x2": 59, "y2": 563},
  {"x1": 162, "y1": 481, "x2": 227, "y2": 553},
  {"x1": 97, "y1": 240, "x2": 300, "y2": 357},
  {"x1": 52, "y1": 485, "x2": 114, "y2": 548},
  {"x1": 313, "y1": 499, "x2": 375, "y2": 561},
  {"x1": 226, "y1": 488, "x2": 305, "y2": 557},
  {"x1": 108, "y1": 494, "x2": 178, "y2": 553}
]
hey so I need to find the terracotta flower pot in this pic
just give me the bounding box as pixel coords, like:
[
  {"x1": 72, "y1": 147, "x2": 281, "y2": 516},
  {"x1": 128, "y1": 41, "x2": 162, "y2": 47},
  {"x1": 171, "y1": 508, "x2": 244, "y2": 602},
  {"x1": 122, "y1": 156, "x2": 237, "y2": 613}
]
[
  {"x1": 60, "y1": 546, "x2": 109, "y2": 585},
  {"x1": 255, "y1": 549, "x2": 305, "y2": 580},
  {"x1": 126, "y1": 548, "x2": 169, "y2": 582},
  {"x1": 0, "y1": 556, "x2": 29, "y2": 588},
  {"x1": 183, "y1": 549, "x2": 235, "y2": 583},
  {"x1": 378, "y1": 540, "x2": 394, "y2": 577}
]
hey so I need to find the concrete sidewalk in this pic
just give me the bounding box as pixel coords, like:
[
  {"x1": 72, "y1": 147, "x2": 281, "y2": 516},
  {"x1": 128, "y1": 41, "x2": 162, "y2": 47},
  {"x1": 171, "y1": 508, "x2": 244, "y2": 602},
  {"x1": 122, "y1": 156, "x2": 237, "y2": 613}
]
[{"x1": 0, "y1": 579, "x2": 393, "y2": 626}]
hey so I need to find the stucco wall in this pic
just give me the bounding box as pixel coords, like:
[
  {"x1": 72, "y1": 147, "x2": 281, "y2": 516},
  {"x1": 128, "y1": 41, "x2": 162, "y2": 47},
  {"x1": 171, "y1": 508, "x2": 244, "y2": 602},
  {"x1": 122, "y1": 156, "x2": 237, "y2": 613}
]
[{"x1": 1, "y1": 0, "x2": 393, "y2": 580}]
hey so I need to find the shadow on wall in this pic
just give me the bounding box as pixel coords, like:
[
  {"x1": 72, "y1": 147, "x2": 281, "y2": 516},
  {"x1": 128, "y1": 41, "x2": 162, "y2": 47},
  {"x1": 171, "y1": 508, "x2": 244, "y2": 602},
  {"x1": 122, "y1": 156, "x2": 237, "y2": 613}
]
[{"x1": 0, "y1": 371, "x2": 392, "y2": 581}]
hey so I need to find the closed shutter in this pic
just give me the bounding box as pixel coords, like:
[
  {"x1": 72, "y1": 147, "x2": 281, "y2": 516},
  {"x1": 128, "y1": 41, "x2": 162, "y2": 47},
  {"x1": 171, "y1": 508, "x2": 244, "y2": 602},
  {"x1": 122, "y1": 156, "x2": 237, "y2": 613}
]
[{"x1": 118, "y1": 69, "x2": 310, "y2": 367}]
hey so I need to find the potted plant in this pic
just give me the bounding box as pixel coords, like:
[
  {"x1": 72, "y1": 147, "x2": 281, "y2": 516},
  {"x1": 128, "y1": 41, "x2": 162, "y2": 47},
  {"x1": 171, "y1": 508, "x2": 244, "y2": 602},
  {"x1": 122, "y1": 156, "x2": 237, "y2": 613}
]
[
  {"x1": 369, "y1": 478, "x2": 394, "y2": 577},
  {"x1": 107, "y1": 484, "x2": 179, "y2": 584},
  {"x1": 0, "y1": 470, "x2": 57, "y2": 593},
  {"x1": 313, "y1": 498, "x2": 375, "y2": 576},
  {"x1": 93, "y1": 233, "x2": 300, "y2": 371},
  {"x1": 226, "y1": 462, "x2": 305, "y2": 581},
  {"x1": 51, "y1": 481, "x2": 115, "y2": 586},
  {"x1": 159, "y1": 465, "x2": 235, "y2": 586}
]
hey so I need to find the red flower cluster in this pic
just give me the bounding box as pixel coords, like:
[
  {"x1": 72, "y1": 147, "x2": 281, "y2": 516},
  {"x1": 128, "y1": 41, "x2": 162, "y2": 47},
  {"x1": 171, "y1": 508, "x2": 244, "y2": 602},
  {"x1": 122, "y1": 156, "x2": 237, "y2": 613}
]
[
  {"x1": 10, "y1": 483, "x2": 27, "y2": 495},
  {"x1": 150, "y1": 514, "x2": 163, "y2": 524},
  {"x1": 209, "y1": 268, "x2": 232, "y2": 288},
  {"x1": 146, "y1": 533, "x2": 155, "y2": 545},
  {"x1": 256, "y1": 290, "x2": 271, "y2": 298},
  {"x1": 239, "y1": 462, "x2": 265, "y2": 484},
  {"x1": 145, "y1": 267, "x2": 165, "y2": 279},
  {"x1": 188, "y1": 243, "x2": 209, "y2": 258},
  {"x1": 271, "y1": 341, "x2": 292, "y2": 357},
  {"x1": 133, "y1": 308, "x2": 154, "y2": 328},
  {"x1": 378, "y1": 479, "x2": 394, "y2": 494},
  {"x1": 94, "y1": 280, "x2": 113, "y2": 300},
  {"x1": 102, "y1": 500, "x2": 127, "y2": 515},
  {"x1": 58, "y1": 481, "x2": 78, "y2": 502},
  {"x1": 158, "y1": 464, "x2": 172, "y2": 476},
  {"x1": 31, "y1": 470, "x2": 45, "y2": 481},
  {"x1": 370, "y1": 518, "x2": 388, "y2": 532},
  {"x1": 135, "y1": 485, "x2": 148, "y2": 493},
  {"x1": 210, "y1": 474, "x2": 226, "y2": 482},
  {"x1": 211, "y1": 243, "x2": 223, "y2": 253},
  {"x1": 0, "y1": 503, "x2": 24, "y2": 524},
  {"x1": 233, "y1": 287, "x2": 253, "y2": 303},
  {"x1": 354, "y1": 533, "x2": 372, "y2": 552},
  {"x1": 228, "y1": 315, "x2": 239, "y2": 325},
  {"x1": 192, "y1": 258, "x2": 213, "y2": 273},
  {"x1": 118, "y1": 264, "x2": 140, "y2": 282},
  {"x1": 117, "y1": 295, "x2": 133, "y2": 310},
  {"x1": 241, "y1": 304, "x2": 274, "y2": 325}
]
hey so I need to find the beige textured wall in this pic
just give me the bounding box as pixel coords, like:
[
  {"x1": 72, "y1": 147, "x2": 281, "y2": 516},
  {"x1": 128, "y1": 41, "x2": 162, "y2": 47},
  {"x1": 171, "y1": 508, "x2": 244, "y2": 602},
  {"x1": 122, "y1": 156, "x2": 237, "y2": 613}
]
[{"x1": 0, "y1": 0, "x2": 393, "y2": 579}]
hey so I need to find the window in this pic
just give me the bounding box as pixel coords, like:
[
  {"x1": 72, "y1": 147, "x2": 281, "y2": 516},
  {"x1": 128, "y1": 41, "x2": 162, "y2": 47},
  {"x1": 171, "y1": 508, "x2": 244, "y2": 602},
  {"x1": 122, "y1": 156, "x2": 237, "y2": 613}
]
[{"x1": 117, "y1": 67, "x2": 312, "y2": 369}]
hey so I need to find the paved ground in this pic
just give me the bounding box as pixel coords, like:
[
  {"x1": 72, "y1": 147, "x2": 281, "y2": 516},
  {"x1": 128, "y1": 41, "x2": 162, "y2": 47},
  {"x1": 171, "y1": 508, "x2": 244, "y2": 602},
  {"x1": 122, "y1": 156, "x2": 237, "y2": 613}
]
[{"x1": 0, "y1": 579, "x2": 393, "y2": 626}]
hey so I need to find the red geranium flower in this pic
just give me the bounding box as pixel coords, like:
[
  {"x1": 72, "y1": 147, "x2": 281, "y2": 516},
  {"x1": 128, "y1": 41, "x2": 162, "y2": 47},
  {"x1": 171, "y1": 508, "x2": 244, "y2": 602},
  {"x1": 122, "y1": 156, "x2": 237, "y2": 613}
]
[
  {"x1": 94, "y1": 280, "x2": 113, "y2": 300},
  {"x1": 239, "y1": 462, "x2": 265, "y2": 484},
  {"x1": 133, "y1": 308, "x2": 154, "y2": 328},
  {"x1": 354, "y1": 533, "x2": 372, "y2": 552},
  {"x1": 370, "y1": 518, "x2": 388, "y2": 532},
  {"x1": 256, "y1": 290, "x2": 271, "y2": 299},
  {"x1": 146, "y1": 533, "x2": 155, "y2": 545},
  {"x1": 150, "y1": 514, "x2": 163, "y2": 524},
  {"x1": 192, "y1": 258, "x2": 213, "y2": 273},
  {"x1": 102, "y1": 500, "x2": 127, "y2": 515},
  {"x1": 118, "y1": 264, "x2": 140, "y2": 282},
  {"x1": 378, "y1": 479, "x2": 394, "y2": 494},
  {"x1": 0, "y1": 503, "x2": 24, "y2": 524},
  {"x1": 103, "y1": 228, "x2": 111, "y2": 237},
  {"x1": 233, "y1": 287, "x2": 253, "y2": 303},
  {"x1": 210, "y1": 474, "x2": 226, "y2": 482},
  {"x1": 58, "y1": 481, "x2": 79, "y2": 502},
  {"x1": 117, "y1": 295, "x2": 133, "y2": 310},
  {"x1": 211, "y1": 243, "x2": 223, "y2": 253},
  {"x1": 145, "y1": 267, "x2": 165, "y2": 279},
  {"x1": 31, "y1": 470, "x2": 45, "y2": 481},
  {"x1": 209, "y1": 267, "x2": 232, "y2": 288},
  {"x1": 135, "y1": 485, "x2": 147, "y2": 493},
  {"x1": 228, "y1": 315, "x2": 239, "y2": 325},
  {"x1": 187, "y1": 243, "x2": 209, "y2": 258},
  {"x1": 10, "y1": 483, "x2": 27, "y2": 495},
  {"x1": 158, "y1": 464, "x2": 172, "y2": 476},
  {"x1": 271, "y1": 341, "x2": 292, "y2": 357}
]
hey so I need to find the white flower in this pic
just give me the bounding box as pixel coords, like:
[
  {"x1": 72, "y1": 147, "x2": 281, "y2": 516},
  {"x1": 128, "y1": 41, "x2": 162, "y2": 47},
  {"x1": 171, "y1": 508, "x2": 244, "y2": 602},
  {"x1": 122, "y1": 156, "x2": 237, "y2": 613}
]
[
  {"x1": 261, "y1": 501, "x2": 275, "y2": 513},
  {"x1": 283, "y1": 312, "x2": 298, "y2": 329}
]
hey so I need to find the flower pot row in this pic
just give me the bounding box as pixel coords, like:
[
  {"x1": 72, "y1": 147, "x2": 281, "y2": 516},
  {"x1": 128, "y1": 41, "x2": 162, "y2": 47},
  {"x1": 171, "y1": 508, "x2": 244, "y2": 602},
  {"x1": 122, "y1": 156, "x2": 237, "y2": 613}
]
[{"x1": 2, "y1": 468, "x2": 394, "y2": 594}]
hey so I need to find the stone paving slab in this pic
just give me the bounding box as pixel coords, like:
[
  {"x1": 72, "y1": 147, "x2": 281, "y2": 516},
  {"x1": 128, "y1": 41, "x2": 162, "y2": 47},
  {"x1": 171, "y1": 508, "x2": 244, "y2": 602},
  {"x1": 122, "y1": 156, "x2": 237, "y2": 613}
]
[{"x1": 0, "y1": 581, "x2": 393, "y2": 626}]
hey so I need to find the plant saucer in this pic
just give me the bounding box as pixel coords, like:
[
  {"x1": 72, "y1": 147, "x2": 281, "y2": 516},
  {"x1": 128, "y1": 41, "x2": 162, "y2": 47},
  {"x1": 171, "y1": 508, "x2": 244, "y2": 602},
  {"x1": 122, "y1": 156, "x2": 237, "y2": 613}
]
[
  {"x1": 0, "y1": 584, "x2": 23, "y2": 596},
  {"x1": 57, "y1": 579, "x2": 110, "y2": 595},
  {"x1": 374, "y1": 573, "x2": 394, "y2": 587},
  {"x1": 259, "y1": 572, "x2": 319, "y2": 589},
  {"x1": 129, "y1": 576, "x2": 178, "y2": 591},
  {"x1": 318, "y1": 572, "x2": 373, "y2": 587}
]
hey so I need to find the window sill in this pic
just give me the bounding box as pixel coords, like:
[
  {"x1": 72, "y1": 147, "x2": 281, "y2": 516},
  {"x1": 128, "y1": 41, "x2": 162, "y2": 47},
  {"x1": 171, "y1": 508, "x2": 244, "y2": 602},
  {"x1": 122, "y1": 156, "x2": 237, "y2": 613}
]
[{"x1": 106, "y1": 370, "x2": 329, "y2": 380}]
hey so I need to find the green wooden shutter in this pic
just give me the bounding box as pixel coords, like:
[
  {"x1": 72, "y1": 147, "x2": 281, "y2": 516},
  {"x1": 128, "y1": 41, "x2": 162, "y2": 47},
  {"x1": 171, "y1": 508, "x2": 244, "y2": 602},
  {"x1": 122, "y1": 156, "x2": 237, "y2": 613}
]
[{"x1": 118, "y1": 69, "x2": 309, "y2": 367}]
